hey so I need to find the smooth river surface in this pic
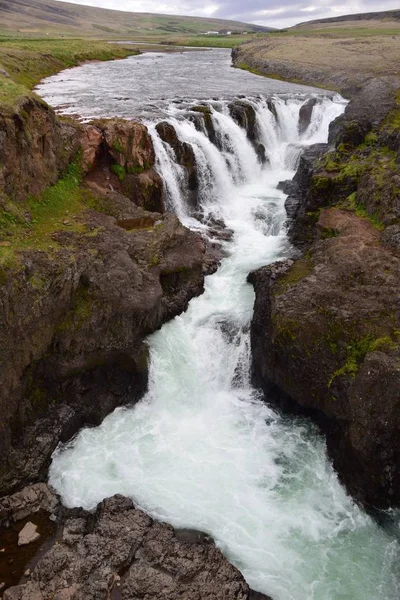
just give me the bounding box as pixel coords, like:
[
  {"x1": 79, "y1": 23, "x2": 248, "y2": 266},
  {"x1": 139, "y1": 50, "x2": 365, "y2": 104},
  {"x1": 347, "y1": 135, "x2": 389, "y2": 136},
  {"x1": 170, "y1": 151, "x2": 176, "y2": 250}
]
[{"x1": 38, "y1": 49, "x2": 400, "y2": 600}]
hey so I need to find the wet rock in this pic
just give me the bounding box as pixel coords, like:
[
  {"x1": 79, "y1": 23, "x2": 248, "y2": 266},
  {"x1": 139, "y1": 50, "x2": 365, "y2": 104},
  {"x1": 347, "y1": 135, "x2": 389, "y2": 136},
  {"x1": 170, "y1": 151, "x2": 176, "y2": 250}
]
[
  {"x1": 249, "y1": 591, "x2": 273, "y2": 600},
  {"x1": 298, "y1": 98, "x2": 318, "y2": 135},
  {"x1": 173, "y1": 528, "x2": 213, "y2": 545},
  {"x1": 156, "y1": 121, "x2": 198, "y2": 207},
  {"x1": 0, "y1": 484, "x2": 57, "y2": 526},
  {"x1": 80, "y1": 125, "x2": 102, "y2": 173},
  {"x1": 4, "y1": 495, "x2": 251, "y2": 600},
  {"x1": 18, "y1": 522, "x2": 40, "y2": 546},
  {"x1": 190, "y1": 105, "x2": 219, "y2": 148},
  {"x1": 228, "y1": 100, "x2": 258, "y2": 144},
  {"x1": 284, "y1": 143, "x2": 328, "y2": 247}
]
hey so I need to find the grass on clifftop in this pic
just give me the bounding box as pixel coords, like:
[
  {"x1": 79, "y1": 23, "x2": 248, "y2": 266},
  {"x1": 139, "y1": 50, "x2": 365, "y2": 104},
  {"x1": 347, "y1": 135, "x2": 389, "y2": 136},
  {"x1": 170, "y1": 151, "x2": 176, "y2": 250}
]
[
  {"x1": 0, "y1": 155, "x2": 100, "y2": 268},
  {"x1": 0, "y1": 38, "x2": 138, "y2": 109}
]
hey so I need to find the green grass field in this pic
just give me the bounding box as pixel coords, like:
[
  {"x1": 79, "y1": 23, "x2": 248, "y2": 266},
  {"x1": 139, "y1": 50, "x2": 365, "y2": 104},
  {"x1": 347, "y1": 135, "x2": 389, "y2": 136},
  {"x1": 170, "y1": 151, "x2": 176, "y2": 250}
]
[{"x1": 271, "y1": 26, "x2": 400, "y2": 37}]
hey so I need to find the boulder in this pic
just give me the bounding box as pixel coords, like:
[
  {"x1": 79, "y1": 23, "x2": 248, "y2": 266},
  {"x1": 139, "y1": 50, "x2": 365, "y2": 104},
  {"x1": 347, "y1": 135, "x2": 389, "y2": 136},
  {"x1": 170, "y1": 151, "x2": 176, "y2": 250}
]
[
  {"x1": 18, "y1": 522, "x2": 40, "y2": 546},
  {"x1": 101, "y1": 119, "x2": 155, "y2": 171},
  {"x1": 298, "y1": 98, "x2": 318, "y2": 135},
  {"x1": 4, "y1": 495, "x2": 252, "y2": 600}
]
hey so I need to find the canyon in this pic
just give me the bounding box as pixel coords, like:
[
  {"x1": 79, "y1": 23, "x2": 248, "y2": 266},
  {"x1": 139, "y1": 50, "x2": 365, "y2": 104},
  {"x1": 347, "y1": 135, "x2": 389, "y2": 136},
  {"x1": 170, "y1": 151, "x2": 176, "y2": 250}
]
[{"x1": 0, "y1": 40, "x2": 399, "y2": 600}]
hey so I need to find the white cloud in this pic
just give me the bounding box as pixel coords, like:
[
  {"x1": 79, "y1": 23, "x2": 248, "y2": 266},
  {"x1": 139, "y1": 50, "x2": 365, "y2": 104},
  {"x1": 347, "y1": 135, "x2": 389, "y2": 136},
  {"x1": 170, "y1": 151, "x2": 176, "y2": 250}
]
[{"x1": 52, "y1": 0, "x2": 400, "y2": 29}]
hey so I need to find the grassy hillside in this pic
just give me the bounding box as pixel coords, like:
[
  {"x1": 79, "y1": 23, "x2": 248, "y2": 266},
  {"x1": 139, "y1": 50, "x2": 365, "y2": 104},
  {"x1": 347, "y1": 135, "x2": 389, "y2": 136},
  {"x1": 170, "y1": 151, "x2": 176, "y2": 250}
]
[
  {"x1": 285, "y1": 8, "x2": 400, "y2": 36},
  {"x1": 0, "y1": 0, "x2": 273, "y2": 40}
]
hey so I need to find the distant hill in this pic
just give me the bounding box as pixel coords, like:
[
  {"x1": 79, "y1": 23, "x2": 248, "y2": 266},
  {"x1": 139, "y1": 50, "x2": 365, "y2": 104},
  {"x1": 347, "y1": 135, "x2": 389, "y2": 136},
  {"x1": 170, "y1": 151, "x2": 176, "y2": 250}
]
[
  {"x1": 294, "y1": 8, "x2": 400, "y2": 30},
  {"x1": 0, "y1": 0, "x2": 274, "y2": 38}
]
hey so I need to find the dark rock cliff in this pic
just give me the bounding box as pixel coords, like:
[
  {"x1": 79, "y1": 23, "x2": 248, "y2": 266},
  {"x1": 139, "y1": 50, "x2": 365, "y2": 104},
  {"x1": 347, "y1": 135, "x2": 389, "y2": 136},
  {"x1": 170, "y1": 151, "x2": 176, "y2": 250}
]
[
  {"x1": 0, "y1": 100, "x2": 208, "y2": 496},
  {"x1": 249, "y1": 79, "x2": 400, "y2": 507}
]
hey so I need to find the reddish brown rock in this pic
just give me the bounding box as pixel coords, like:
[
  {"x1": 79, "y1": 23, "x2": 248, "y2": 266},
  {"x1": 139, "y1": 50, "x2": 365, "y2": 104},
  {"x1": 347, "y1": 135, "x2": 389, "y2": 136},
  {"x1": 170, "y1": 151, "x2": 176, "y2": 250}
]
[
  {"x1": 80, "y1": 125, "x2": 102, "y2": 173},
  {"x1": 101, "y1": 119, "x2": 155, "y2": 171},
  {"x1": 0, "y1": 97, "x2": 79, "y2": 203}
]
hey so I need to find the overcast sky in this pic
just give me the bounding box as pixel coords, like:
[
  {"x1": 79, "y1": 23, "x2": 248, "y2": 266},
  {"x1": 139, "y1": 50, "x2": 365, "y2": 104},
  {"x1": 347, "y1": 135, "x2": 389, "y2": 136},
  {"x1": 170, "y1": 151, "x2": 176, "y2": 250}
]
[{"x1": 55, "y1": 0, "x2": 400, "y2": 28}]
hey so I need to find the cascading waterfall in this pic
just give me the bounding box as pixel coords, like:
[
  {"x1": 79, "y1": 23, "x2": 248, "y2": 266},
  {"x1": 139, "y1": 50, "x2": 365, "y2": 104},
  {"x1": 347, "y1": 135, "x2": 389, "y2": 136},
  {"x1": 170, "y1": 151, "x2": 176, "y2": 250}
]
[{"x1": 49, "y1": 95, "x2": 400, "y2": 600}]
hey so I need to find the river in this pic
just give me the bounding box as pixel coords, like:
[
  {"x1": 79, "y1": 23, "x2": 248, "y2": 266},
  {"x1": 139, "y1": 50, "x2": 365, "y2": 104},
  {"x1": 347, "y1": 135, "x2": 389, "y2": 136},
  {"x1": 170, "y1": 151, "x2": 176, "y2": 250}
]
[{"x1": 37, "y1": 49, "x2": 400, "y2": 600}]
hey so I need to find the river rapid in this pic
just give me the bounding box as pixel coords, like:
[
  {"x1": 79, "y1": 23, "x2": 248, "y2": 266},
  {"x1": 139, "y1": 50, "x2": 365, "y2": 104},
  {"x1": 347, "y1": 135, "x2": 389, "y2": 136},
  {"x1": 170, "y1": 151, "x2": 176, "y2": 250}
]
[{"x1": 37, "y1": 49, "x2": 400, "y2": 600}]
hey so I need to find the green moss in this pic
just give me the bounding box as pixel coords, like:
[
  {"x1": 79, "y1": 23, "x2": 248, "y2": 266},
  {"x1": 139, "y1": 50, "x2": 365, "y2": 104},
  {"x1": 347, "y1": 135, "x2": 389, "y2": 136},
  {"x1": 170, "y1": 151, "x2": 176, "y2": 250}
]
[
  {"x1": 323, "y1": 153, "x2": 341, "y2": 173},
  {"x1": 234, "y1": 62, "x2": 267, "y2": 77},
  {"x1": 364, "y1": 131, "x2": 378, "y2": 146},
  {"x1": 328, "y1": 334, "x2": 399, "y2": 387},
  {"x1": 0, "y1": 153, "x2": 99, "y2": 266},
  {"x1": 320, "y1": 227, "x2": 338, "y2": 239},
  {"x1": 346, "y1": 192, "x2": 384, "y2": 230},
  {"x1": 148, "y1": 251, "x2": 159, "y2": 267},
  {"x1": 311, "y1": 175, "x2": 331, "y2": 191},
  {"x1": 110, "y1": 163, "x2": 126, "y2": 181},
  {"x1": 191, "y1": 105, "x2": 212, "y2": 115},
  {"x1": 274, "y1": 259, "x2": 312, "y2": 295},
  {"x1": 127, "y1": 164, "x2": 145, "y2": 175},
  {"x1": 57, "y1": 286, "x2": 93, "y2": 333},
  {"x1": 111, "y1": 140, "x2": 125, "y2": 154}
]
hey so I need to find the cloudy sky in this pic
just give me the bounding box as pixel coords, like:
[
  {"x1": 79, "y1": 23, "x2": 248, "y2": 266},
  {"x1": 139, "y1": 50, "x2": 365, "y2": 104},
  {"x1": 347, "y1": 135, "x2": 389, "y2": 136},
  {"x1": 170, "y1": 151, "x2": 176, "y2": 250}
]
[{"x1": 55, "y1": 0, "x2": 400, "y2": 28}]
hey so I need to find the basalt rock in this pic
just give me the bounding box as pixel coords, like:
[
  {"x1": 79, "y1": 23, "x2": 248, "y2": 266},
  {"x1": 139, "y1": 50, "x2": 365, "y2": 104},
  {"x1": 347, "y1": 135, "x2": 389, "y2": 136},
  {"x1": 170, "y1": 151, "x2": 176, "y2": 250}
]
[
  {"x1": 228, "y1": 100, "x2": 257, "y2": 142},
  {"x1": 298, "y1": 98, "x2": 318, "y2": 135},
  {"x1": 100, "y1": 119, "x2": 155, "y2": 172},
  {"x1": 156, "y1": 121, "x2": 198, "y2": 207},
  {"x1": 0, "y1": 199, "x2": 205, "y2": 495},
  {"x1": 283, "y1": 143, "x2": 328, "y2": 247},
  {"x1": 3, "y1": 494, "x2": 264, "y2": 600},
  {"x1": 228, "y1": 100, "x2": 266, "y2": 162},
  {"x1": 121, "y1": 169, "x2": 165, "y2": 213},
  {"x1": 190, "y1": 105, "x2": 219, "y2": 148},
  {"x1": 250, "y1": 207, "x2": 400, "y2": 507}
]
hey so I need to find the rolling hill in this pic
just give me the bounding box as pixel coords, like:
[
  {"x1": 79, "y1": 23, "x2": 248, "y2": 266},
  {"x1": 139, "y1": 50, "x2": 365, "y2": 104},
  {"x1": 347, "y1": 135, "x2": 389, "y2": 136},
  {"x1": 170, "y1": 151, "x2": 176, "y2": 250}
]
[
  {"x1": 293, "y1": 8, "x2": 400, "y2": 33},
  {"x1": 0, "y1": 0, "x2": 273, "y2": 39}
]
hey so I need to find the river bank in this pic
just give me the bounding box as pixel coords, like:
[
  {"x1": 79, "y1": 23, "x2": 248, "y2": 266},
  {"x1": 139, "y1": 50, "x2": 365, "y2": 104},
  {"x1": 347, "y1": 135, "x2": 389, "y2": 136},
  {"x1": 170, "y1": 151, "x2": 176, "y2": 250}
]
[{"x1": 232, "y1": 34, "x2": 400, "y2": 507}]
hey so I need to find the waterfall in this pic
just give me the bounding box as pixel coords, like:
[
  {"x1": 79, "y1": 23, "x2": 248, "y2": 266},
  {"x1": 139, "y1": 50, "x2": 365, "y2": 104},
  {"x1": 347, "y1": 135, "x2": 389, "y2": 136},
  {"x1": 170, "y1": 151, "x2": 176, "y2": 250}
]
[{"x1": 48, "y1": 93, "x2": 400, "y2": 600}]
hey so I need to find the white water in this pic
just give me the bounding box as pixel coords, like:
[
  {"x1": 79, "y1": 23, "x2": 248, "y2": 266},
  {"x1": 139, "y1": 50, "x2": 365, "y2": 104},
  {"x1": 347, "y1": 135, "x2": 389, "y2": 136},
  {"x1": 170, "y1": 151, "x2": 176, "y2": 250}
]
[{"x1": 49, "y1": 96, "x2": 400, "y2": 600}]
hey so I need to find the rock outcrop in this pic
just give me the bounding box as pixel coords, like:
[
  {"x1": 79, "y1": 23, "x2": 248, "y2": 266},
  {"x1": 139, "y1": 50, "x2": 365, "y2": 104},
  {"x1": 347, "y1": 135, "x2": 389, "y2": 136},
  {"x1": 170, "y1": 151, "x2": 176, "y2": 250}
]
[
  {"x1": 0, "y1": 98, "x2": 209, "y2": 496},
  {"x1": 2, "y1": 491, "x2": 270, "y2": 600},
  {"x1": 0, "y1": 202, "x2": 205, "y2": 495},
  {"x1": 228, "y1": 100, "x2": 266, "y2": 162},
  {"x1": 249, "y1": 72, "x2": 400, "y2": 507},
  {"x1": 0, "y1": 97, "x2": 79, "y2": 203},
  {"x1": 156, "y1": 121, "x2": 198, "y2": 208}
]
